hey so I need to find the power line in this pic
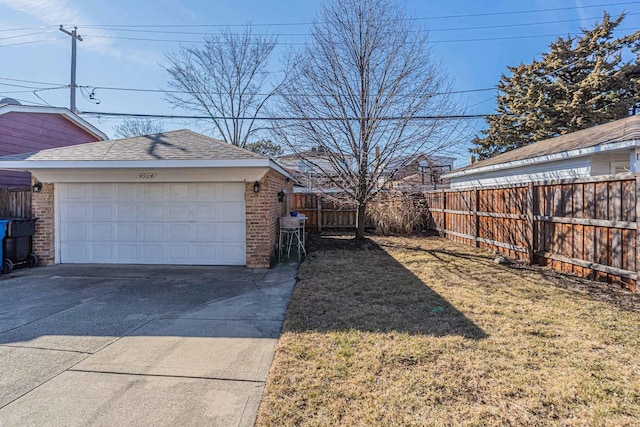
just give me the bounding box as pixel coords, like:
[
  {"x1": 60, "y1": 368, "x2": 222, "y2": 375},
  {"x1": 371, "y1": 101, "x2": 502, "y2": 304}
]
[
  {"x1": 3, "y1": 97, "x2": 49, "y2": 106},
  {"x1": 0, "y1": 30, "x2": 54, "y2": 41},
  {"x1": 0, "y1": 90, "x2": 35, "y2": 94},
  {"x1": 79, "y1": 110, "x2": 492, "y2": 120},
  {"x1": 71, "y1": 13, "x2": 639, "y2": 37},
  {"x1": 0, "y1": 79, "x2": 496, "y2": 97},
  {"x1": 0, "y1": 37, "x2": 65, "y2": 48},
  {"x1": 0, "y1": 81, "x2": 58, "y2": 90},
  {"x1": 434, "y1": 28, "x2": 637, "y2": 43},
  {"x1": 0, "y1": 77, "x2": 65, "y2": 86},
  {"x1": 69, "y1": 1, "x2": 639, "y2": 29},
  {"x1": 0, "y1": 25, "x2": 57, "y2": 33},
  {"x1": 80, "y1": 23, "x2": 640, "y2": 46},
  {"x1": 84, "y1": 84, "x2": 496, "y2": 97}
]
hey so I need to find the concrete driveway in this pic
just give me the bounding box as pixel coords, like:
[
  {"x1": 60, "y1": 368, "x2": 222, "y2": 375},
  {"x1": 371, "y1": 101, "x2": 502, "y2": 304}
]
[{"x1": 0, "y1": 263, "x2": 297, "y2": 426}]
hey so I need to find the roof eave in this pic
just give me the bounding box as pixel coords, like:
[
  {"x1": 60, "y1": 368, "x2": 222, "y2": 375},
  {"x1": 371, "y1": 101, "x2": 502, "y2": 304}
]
[
  {"x1": 443, "y1": 139, "x2": 640, "y2": 179},
  {"x1": 0, "y1": 158, "x2": 274, "y2": 170},
  {"x1": 269, "y1": 159, "x2": 296, "y2": 182}
]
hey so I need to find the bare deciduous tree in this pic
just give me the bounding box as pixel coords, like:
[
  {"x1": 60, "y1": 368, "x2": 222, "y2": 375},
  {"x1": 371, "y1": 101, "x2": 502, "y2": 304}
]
[
  {"x1": 274, "y1": 0, "x2": 463, "y2": 239},
  {"x1": 113, "y1": 118, "x2": 165, "y2": 138},
  {"x1": 164, "y1": 26, "x2": 278, "y2": 147}
]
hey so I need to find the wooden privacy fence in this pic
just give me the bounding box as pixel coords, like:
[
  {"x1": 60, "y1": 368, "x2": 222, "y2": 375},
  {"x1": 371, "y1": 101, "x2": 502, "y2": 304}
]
[
  {"x1": 0, "y1": 187, "x2": 32, "y2": 218},
  {"x1": 424, "y1": 174, "x2": 640, "y2": 291},
  {"x1": 293, "y1": 193, "x2": 358, "y2": 231}
]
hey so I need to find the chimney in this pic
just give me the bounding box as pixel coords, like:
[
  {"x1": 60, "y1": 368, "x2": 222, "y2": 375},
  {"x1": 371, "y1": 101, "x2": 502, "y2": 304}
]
[
  {"x1": 311, "y1": 147, "x2": 317, "y2": 153},
  {"x1": 469, "y1": 155, "x2": 476, "y2": 165}
]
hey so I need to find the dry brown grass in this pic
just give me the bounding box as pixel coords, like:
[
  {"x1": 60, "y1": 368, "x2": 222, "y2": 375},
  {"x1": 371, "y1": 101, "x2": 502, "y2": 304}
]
[
  {"x1": 256, "y1": 235, "x2": 640, "y2": 427},
  {"x1": 366, "y1": 191, "x2": 428, "y2": 235}
]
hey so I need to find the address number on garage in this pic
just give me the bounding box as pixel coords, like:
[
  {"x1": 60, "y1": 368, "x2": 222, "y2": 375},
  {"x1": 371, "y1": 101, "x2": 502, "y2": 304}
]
[{"x1": 136, "y1": 172, "x2": 158, "y2": 180}]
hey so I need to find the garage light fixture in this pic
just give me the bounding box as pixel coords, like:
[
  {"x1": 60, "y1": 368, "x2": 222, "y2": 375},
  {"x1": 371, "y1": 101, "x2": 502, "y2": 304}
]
[
  {"x1": 278, "y1": 190, "x2": 285, "y2": 203},
  {"x1": 32, "y1": 182, "x2": 42, "y2": 193},
  {"x1": 253, "y1": 181, "x2": 260, "y2": 193}
]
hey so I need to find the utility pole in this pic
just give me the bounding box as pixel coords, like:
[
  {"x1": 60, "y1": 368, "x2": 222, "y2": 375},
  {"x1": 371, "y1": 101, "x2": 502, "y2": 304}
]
[{"x1": 59, "y1": 25, "x2": 82, "y2": 112}]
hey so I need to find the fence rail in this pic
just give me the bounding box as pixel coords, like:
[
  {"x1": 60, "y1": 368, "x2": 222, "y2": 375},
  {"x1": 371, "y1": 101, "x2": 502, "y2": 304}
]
[{"x1": 424, "y1": 174, "x2": 639, "y2": 291}]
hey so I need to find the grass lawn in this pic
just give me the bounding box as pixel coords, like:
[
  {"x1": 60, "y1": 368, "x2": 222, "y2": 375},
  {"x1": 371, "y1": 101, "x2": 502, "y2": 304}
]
[{"x1": 256, "y1": 235, "x2": 640, "y2": 426}]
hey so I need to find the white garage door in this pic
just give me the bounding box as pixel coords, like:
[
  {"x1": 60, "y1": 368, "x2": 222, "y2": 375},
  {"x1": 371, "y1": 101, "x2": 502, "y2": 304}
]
[{"x1": 58, "y1": 182, "x2": 246, "y2": 265}]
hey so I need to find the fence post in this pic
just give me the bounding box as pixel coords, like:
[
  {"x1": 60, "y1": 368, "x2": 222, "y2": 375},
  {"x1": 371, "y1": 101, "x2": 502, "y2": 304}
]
[
  {"x1": 316, "y1": 194, "x2": 323, "y2": 233},
  {"x1": 473, "y1": 189, "x2": 479, "y2": 247},
  {"x1": 527, "y1": 182, "x2": 535, "y2": 265},
  {"x1": 442, "y1": 189, "x2": 447, "y2": 237},
  {"x1": 636, "y1": 175, "x2": 640, "y2": 291}
]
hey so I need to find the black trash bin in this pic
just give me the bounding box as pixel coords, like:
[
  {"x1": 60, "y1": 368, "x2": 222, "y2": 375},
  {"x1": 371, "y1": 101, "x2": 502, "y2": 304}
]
[{"x1": 1, "y1": 218, "x2": 38, "y2": 274}]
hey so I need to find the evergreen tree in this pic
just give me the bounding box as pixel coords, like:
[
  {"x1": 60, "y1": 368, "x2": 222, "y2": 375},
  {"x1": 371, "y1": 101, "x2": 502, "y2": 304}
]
[
  {"x1": 245, "y1": 139, "x2": 284, "y2": 157},
  {"x1": 472, "y1": 13, "x2": 640, "y2": 159}
]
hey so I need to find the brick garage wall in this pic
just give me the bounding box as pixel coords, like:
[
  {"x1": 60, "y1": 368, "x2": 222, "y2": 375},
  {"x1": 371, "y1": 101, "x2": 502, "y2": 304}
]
[
  {"x1": 31, "y1": 180, "x2": 55, "y2": 265},
  {"x1": 245, "y1": 170, "x2": 293, "y2": 268}
]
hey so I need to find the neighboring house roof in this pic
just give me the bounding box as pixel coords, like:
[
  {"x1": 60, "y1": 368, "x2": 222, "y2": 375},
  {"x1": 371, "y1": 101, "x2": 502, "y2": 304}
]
[
  {"x1": 384, "y1": 153, "x2": 455, "y2": 174},
  {"x1": 446, "y1": 115, "x2": 640, "y2": 179},
  {"x1": 277, "y1": 149, "x2": 352, "y2": 177},
  {"x1": 1, "y1": 130, "x2": 264, "y2": 161},
  {"x1": 0, "y1": 103, "x2": 107, "y2": 141},
  {"x1": 278, "y1": 149, "x2": 354, "y2": 162},
  {"x1": 0, "y1": 129, "x2": 293, "y2": 179}
]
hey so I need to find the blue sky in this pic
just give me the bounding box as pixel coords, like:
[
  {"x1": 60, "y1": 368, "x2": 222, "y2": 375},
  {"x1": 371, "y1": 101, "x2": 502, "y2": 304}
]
[{"x1": 0, "y1": 0, "x2": 638, "y2": 164}]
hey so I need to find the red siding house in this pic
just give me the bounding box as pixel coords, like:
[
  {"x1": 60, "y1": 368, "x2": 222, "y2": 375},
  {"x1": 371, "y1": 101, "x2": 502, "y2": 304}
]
[{"x1": 0, "y1": 101, "x2": 107, "y2": 187}]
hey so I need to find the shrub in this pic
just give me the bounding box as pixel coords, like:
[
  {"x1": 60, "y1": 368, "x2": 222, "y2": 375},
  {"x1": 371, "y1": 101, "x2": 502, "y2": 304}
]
[{"x1": 366, "y1": 191, "x2": 428, "y2": 235}]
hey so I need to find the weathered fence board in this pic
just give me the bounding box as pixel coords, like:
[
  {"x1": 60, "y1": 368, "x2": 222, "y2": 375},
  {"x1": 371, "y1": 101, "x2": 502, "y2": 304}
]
[
  {"x1": 0, "y1": 187, "x2": 32, "y2": 219},
  {"x1": 425, "y1": 175, "x2": 639, "y2": 292},
  {"x1": 293, "y1": 193, "x2": 358, "y2": 231}
]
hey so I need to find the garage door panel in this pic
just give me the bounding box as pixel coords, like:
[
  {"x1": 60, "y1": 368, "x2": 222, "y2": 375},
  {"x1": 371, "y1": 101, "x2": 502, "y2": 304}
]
[
  {"x1": 216, "y1": 242, "x2": 245, "y2": 263},
  {"x1": 63, "y1": 183, "x2": 88, "y2": 200},
  {"x1": 61, "y1": 242, "x2": 88, "y2": 262},
  {"x1": 195, "y1": 203, "x2": 244, "y2": 222},
  {"x1": 61, "y1": 203, "x2": 90, "y2": 221},
  {"x1": 191, "y1": 246, "x2": 216, "y2": 263},
  {"x1": 91, "y1": 244, "x2": 113, "y2": 262},
  {"x1": 215, "y1": 183, "x2": 245, "y2": 202},
  {"x1": 142, "y1": 184, "x2": 164, "y2": 201},
  {"x1": 218, "y1": 223, "x2": 245, "y2": 241},
  {"x1": 91, "y1": 184, "x2": 112, "y2": 199},
  {"x1": 142, "y1": 224, "x2": 163, "y2": 241},
  {"x1": 61, "y1": 223, "x2": 87, "y2": 241},
  {"x1": 116, "y1": 244, "x2": 137, "y2": 261},
  {"x1": 166, "y1": 223, "x2": 190, "y2": 240},
  {"x1": 116, "y1": 223, "x2": 138, "y2": 240},
  {"x1": 168, "y1": 204, "x2": 190, "y2": 220},
  {"x1": 169, "y1": 183, "x2": 191, "y2": 200},
  {"x1": 194, "y1": 205, "x2": 217, "y2": 221},
  {"x1": 141, "y1": 244, "x2": 163, "y2": 261},
  {"x1": 193, "y1": 224, "x2": 216, "y2": 241},
  {"x1": 115, "y1": 204, "x2": 138, "y2": 221},
  {"x1": 91, "y1": 224, "x2": 112, "y2": 240},
  {"x1": 90, "y1": 204, "x2": 112, "y2": 221},
  {"x1": 194, "y1": 184, "x2": 217, "y2": 202},
  {"x1": 142, "y1": 204, "x2": 165, "y2": 220},
  {"x1": 167, "y1": 244, "x2": 191, "y2": 261},
  {"x1": 115, "y1": 185, "x2": 138, "y2": 201},
  {"x1": 59, "y1": 183, "x2": 246, "y2": 265}
]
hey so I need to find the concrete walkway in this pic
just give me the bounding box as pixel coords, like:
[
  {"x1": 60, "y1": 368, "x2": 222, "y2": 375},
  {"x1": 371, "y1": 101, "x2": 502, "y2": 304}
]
[{"x1": 0, "y1": 262, "x2": 298, "y2": 426}]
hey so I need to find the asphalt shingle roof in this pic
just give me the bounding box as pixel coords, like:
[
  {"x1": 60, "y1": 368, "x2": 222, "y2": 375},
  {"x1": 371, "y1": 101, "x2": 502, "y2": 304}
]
[
  {"x1": 453, "y1": 115, "x2": 640, "y2": 174},
  {"x1": 0, "y1": 129, "x2": 266, "y2": 162}
]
